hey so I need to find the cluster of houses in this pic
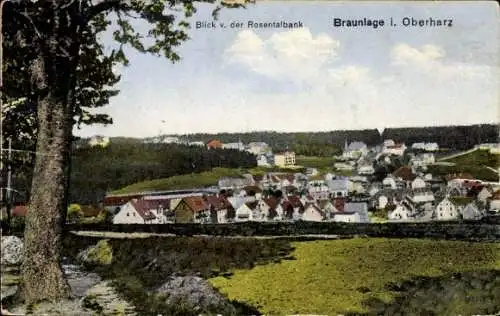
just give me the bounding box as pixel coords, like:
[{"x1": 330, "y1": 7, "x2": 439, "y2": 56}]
[
  {"x1": 144, "y1": 136, "x2": 296, "y2": 169},
  {"x1": 104, "y1": 138, "x2": 500, "y2": 225}
]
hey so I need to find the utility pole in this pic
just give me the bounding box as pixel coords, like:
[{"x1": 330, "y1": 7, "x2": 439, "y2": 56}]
[{"x1": 5, "y1": 137, "x2": 11, "y2": 231}]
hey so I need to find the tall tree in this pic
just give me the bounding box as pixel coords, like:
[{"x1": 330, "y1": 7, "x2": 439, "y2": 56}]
[{"x1": 1, "y1": 0, "x2": 248, "y2": 304}]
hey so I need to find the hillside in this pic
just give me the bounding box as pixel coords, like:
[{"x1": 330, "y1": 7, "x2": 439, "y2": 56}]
[
  {"x1": 427, "y1": 148, "x2": 500, "y2": 182},
  {"x1": 440, "y1": 148, "x2": 500, "y2": 169},
  {"x1": 11, "y1": 143, "x2": 257, "y2": 205},
  {"x1": 111, "y1": 168, "x2": 246, "y2": 194}
]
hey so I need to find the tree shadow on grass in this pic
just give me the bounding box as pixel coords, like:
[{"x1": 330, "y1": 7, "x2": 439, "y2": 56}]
[{"x1": 345, "y1": 269, "x2": 500, "y2": 316}]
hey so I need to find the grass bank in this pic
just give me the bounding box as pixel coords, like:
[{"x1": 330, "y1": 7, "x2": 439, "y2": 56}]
[
  {"x1": 210, "y1": 238, "x2": 500, "y2": 315},
  {"x1": 111, "y1": 168, "x2": 245, "y2": 194}
]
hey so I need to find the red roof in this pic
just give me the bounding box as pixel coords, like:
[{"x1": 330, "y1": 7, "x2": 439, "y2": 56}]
[
  {"x1": 104, "y1": 195, "x2": 142, "y2": 207},
  {"x1": 130, "y1": 199, "x2": 158, "y2": 220},
  {"x1": 207, "y1": 139, "x2": 223, "y2": 149},
  {"x1": 204, "y1": 195, "x2": 231, "y2": 210},
  {"x1": 12, "y1": 205, "x2": 27, "y2": 217},
  {"x1": 332, "y1": 198, "x2": 346, "y2": 212},
  {"x1": 263, "y1": 197, "x2": 280, "y2": 210},
  {"x1": 392, "y1": 166, "x2": 416, "y2": 181},
  {"x1": 287, "y1": 195, "x2": 304, "y2": 209},
  {"x1": 182, "y1": 196, "x2": 209, "y2": 213},
  {"x1": 242, "y1": 186, "x2": 263, "y2": 194}
]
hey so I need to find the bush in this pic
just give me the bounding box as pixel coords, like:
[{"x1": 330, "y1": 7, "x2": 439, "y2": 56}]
[{"x1": 67, "y1": 204, "x2": 84, "y2": 224}]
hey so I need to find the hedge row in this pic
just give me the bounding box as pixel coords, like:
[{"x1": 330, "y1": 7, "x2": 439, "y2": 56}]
[{"x1": 63, "y1": 221, "x2": 500, "y2": 242}]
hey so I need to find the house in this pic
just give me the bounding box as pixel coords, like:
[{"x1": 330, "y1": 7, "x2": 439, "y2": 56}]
[
  {"x1": 274, "y1": 151, "x2": 296, "y2": 168},
  {"x1": 240, "y1": 186, "x2": 263, "y2": 199},
  {"x1": 257, "y1": 154, "x2": 272, "y2": 167},
  {"x1": 334, "y1": 202, "x2": 371, "y2": 223},
  {"x1": 393, "y1": 166, "x2": 416, "y2": 184},
  {"x1": 411, "y1": 177, "x2": 427, "y2": 190},
  {"x1": 207, "y1": 139, "x2": 223, "y2": 150},
  {"x1": 488, "y1": 190, "x2": 500, "y2": 211},
  {"x1": 411, "y1": 142, "x2": 439, "y2": 151},
  {"x1": 188, "y1": 141, "x2": 205, "y2": 147},
  {"x1": 326, "y1": 179, "x2": 349, "y2": 198},
  {"x1": 283, "y1": 195, "x2": 305, "y2": 220},
  {"x1": 235, "y1": 201, "x2": 259, "y2": 222},
  {"x1": 477, "y1": 187, "x2": 493, "y2": 203},
  {"x1": 222, "y1": 142, "x2": 245, "y2": 151},
  {"x1": 383, "y1": 143, "x2": 406, "y2": 156},
  {"x1": 113, "y1": 198, "x2": 168, "y2": 224},
  {"x1": 306, "y1": 168, "x2": 319, "y2": 177},
  {"x1": 407, "y1": 189, "x2": 435, "y2": 204},
  {"x1": 308, "y1": 180, "x2": 330, "y2": 201},
  {"x1": 246, "y1": 142, "x2": 270, "y2": 155},
  {"x1": 462, "y1": 203, "x2": 483, "y2": 220},
  {"x1": 382, "y1": 175, "x2": 397, "y2": 190},
  {"x1": 258, "y1": 197, "x2": 283, "y2": 221},
  {"x1": 435, "y1": 197, "x2": 464, "y2": 221},
  {"x1": 388, "y1": 203, "x2": 412, "y2": 221},
  {"x1": 103, "y1": 194, "x2": 142, "y2": 214},
  {"x1": 302, "y1": 203, "x2": 327, "y2": 222},
  {"x1": 368, "y1": 184, "x2": 381, "y2": 197},
  {"x1": 204, "y1": 195, "x2": 232, "y2": 223},
  {"x1": 173, "y1": 196, "x2": 211, "y2": 223},
  {"x1": 218, "y1": 177, "x2": 253, "y2": 190},
  {"x1": 358, "y1": 163, "x2": 375, "y2": 175},
  {"x1": 343, "y1": 141, "x2": 368, "y2": 159}
]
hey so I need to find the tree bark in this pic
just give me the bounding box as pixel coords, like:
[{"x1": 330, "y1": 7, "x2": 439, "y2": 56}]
[{"x1": 20, "y1": 2, "x2": 81, "y2": 304}]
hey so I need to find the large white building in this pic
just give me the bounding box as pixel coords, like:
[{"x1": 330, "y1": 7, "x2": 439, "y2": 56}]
[{"x1": 274, "y1": 151, "x2": 296, "y2": 168}]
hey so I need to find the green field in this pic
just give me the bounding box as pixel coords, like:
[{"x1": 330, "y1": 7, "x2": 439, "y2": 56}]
[
  {"x1": 210, "y1": 238, "x2": 500, "y2": 315},
  {"x1": 112, "y1": 166, "x2": 306, "y2": 194},
  {"x1": 295, "y1": 156, "x2": 337, "y2": 169},
  {"x1": 111, "y1": 168, "x2": 246, "y2": 194},
  {"x1": 441, "y1": 148, "x2": 500, "y2": 169}
]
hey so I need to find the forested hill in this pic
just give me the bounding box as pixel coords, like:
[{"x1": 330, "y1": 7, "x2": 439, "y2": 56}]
[
  {"x1": 178, "y1": 130, "x2": 382, "y2": 149},
  {"x1": 12, "y1": 143, "x2": 257, "y2": 205},
  {"x1": 382, "y1": 124, "x2": 498, "y2": 150},
  {"x1": 170, "y1": 124, "x2": 498, "y2": 151}
]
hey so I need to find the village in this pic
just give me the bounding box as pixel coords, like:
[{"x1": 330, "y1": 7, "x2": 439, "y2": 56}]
[{"x1": 97, "y1": 137, "x2": 500, "y2": 225}]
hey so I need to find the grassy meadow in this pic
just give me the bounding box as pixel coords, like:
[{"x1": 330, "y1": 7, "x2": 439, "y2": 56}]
[{"x1": 210, "y1": 238, "x2": 500, "y2": 315}]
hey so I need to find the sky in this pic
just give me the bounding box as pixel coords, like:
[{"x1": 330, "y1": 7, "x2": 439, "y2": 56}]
[{"x1": 76, "y1": 1, "x2": 500, "y2": 138}]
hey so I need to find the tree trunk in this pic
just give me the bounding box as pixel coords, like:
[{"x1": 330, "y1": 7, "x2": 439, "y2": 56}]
[{"x1": 20, "y1": 3, "x2": 80, "y2": 304}]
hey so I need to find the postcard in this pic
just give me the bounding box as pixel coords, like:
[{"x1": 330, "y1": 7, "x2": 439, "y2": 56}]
[{"x1": 1, "y1": 1, "x2": 499, "y2": 315}]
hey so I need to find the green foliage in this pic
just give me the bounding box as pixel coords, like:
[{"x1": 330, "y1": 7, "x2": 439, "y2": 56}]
[
  {"x1": 67, "y1": 204, "x2": 84, "y2": 223},
  {"x1": 210, "y1": 238, "x2": 500, "y2": 315},
  {"x1": 86, "y1": 239, "x2": 113, "y2": 266}
]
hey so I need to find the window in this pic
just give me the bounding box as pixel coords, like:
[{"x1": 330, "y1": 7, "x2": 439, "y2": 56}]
[{"x1": 126, "y1": 212, "x2": 130, "y2": 216}]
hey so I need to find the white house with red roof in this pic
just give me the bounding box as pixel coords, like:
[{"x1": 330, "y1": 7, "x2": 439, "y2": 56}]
[
  {"x1": 302, "y1": 203, "x2": 327, "y2": 221},
  {"x1": 113, "y1": 198, "x2": 169, "y2": 224}
]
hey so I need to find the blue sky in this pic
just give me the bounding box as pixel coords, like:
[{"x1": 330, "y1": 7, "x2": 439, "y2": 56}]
[{"x1": 76, "y1": 1, "x2": 499, "y2": 138}]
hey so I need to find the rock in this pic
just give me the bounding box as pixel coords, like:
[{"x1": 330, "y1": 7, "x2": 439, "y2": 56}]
[
  {"x1": 62, "y1": 263, "x2": 102, "y2": 298},
  {"x1": 83, "y1": 281, "x2": 137, "y2": 316},
  {"x1": 76, "y1": 240, "x2": 113, "y2": 267},
  {"x1": 9, "y1": 299, "x2": 95, "y2": 316},
  {"x1": 156, "y1": 275, "x2": 237, "y2": 314},
  {"x1": 1, "y1": 284, "x2": 18, "y2": 303},
  {"x1": 1, "y1": 236, "x2": 24, "y2": 266}
]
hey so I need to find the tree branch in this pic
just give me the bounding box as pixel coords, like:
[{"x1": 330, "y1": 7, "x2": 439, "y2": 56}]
[{"x1": 86, "y1": 0, "x2": 132, "y2": 19}]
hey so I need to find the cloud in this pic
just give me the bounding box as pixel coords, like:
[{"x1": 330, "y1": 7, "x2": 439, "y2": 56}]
[{"x1": 225, "y1": 28, "x2": 340, "y2": 83}]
